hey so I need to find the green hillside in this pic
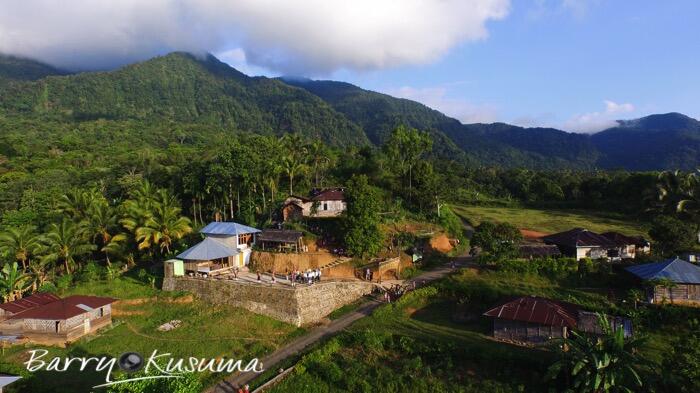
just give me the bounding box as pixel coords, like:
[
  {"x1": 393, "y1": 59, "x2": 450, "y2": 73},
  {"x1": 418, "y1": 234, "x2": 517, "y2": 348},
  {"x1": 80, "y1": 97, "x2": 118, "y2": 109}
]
[{"x1": 0, "y1": 53, "x2": 368, "y2": 147}]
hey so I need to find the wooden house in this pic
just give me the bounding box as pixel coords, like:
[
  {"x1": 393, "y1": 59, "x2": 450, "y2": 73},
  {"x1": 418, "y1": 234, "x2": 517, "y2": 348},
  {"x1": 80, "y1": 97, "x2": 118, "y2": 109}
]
[
  {"x1": 0, "y1": 295, "x2": 115, "y2": 345},
  {"x1": 177, "y1": 222, "x2": 261, "y2": 273},
  {"x1": 541, "y1": 228, "x2": 618, "y2": 261},
  {"x1": 258, "y1": 229, "x2": 305, "y2": 253},
  {"x1": 483, "y1": 296, "x2": 631, "y2": 344},
  {"x1": 283, "y1": 188, "x2": 346, "y2": 221},
  {"x1": 600, "y1": 232, "x2": 651, "y2": 259},
  {"x1": 626, "y1": 258, "x2": 700, "y2": 304}
]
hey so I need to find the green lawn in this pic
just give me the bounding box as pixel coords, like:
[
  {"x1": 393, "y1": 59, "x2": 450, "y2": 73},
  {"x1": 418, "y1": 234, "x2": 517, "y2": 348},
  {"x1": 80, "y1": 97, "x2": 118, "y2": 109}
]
[
  {"x1": 0, "y1": 276, "x2": 305, "y2": 393},
  {"x1": 453, "y1": 205, "x2": 648, "y2": 236}
]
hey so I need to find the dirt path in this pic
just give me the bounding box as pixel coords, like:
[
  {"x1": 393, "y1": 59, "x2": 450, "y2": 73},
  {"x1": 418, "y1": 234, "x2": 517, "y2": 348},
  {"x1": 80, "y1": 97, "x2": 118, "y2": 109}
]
[{"x1": 207, "y1": 259, "x2": 469, "y2": 393}]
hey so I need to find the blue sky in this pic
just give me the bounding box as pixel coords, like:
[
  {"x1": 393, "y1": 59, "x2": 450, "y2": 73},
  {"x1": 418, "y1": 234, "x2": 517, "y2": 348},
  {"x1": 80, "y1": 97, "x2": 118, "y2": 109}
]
[
  {"x1": 1, "y1": 1, "x2": 698, "y2": 132},
  {"x1": 222, "y1": 0, "x2": 700, "y2": 132}
]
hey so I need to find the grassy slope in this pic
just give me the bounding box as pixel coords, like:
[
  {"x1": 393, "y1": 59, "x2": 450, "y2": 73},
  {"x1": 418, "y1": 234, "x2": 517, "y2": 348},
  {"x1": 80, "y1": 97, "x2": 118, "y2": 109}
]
[
  {"x1": 453, "y1": 205, "x2": 648, "y2": 236},
  {"x1": 0, "y1": 276, "x2": 304, "y2": 393},
  {"x1": 270, "y1": 268, "x2": 680, "y2": 393}
]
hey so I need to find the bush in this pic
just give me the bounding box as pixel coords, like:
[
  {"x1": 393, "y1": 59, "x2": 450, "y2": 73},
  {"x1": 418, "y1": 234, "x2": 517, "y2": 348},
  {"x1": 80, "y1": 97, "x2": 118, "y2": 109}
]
[
  {"x1": 37, "y1": 282, "x2": 58, "y2": 293},
  {"x1": 55, "y1": 274, "x2": 74, "y2": 292},
  {"x1": 79, "y1": 261, "x2": 106, "y2": 282}
]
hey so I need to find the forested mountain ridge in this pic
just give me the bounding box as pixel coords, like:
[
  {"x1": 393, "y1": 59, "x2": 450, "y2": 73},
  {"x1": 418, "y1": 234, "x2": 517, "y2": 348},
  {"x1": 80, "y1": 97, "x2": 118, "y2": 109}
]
[
  {"x1": 0, "y1": 52, "x2": 699, "y2": 170},
  {"x1": 0, "y1": 54, "x2": 69, "y2": 82},
  {"x1": 0, "y1": 53, "x2": 368, "y2": 147},
  {"x1": 591, "y1": 113, "x2": 700, "y2": 170}
]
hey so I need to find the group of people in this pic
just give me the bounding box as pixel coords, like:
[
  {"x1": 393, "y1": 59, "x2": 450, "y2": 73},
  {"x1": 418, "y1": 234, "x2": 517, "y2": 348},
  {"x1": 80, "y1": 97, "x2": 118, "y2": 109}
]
[{"x1": 289, "y1": 268, "x2": 322, "y2": 286}]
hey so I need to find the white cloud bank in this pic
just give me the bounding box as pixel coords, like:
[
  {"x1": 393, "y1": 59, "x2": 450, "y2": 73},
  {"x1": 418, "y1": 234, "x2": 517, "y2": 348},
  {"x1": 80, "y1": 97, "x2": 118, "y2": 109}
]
[
  {"x1": 562, "y1": 100, "x2": 635, "y2": 133},
  {"x1": 388, "y1": 86, "x2": 499, "y2": 124},
  {"x1": 0, "y1": 0, "x2": 510, "y2": 73}
]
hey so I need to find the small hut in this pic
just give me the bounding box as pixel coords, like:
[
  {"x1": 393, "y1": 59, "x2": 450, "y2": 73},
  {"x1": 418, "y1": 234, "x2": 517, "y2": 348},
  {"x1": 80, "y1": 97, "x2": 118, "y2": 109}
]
[
  {"x1": 258, "y1": 230, "x2": 305, "y2": 253},
  {"x1": 626, "y1": 258, "x2": 700, "y2": 304}
]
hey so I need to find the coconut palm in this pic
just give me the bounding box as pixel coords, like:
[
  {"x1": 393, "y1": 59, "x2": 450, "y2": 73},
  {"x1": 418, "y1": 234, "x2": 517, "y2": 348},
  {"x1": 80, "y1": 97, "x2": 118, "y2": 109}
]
[
  {"x1": 282, "y1": 154, "x2": 308, "y2": 196},
  {"x1": 548, "y1": 314, "x2": 647, "y2": 393},
  {"x1": 0, "y1": 225, "x2": 41, "y2": 270},
  {"x1": 57, "y1": 188, "x2": 103, "y2": 221},
  {"x1": 84, "y1": 201, "x2": 123, "y2": 265},
  {"x1": 308, "y1": 140, "x2": 332, "y2": 188},
  {"x1": 133, "y1": 190, "x2": 192, "y2": 256},
  {"x1": 0, "y1": 262, "x2": 31, "y2": 302},
  {"x1": 42, "y1": 220, "x2": 96, "y2": 274}
]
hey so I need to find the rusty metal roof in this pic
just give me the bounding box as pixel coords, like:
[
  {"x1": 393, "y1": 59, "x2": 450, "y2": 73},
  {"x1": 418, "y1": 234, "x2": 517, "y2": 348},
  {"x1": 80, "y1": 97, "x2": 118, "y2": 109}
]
[
  {"x1": 0, "y1": 293, "x2": 60, "y2": 314},
  {"x1": 483, "y1": 296, "x2": 580, "y2": 328},
  {"x1": 9, "y1": 295, "x2": 116, "y2": 321}
]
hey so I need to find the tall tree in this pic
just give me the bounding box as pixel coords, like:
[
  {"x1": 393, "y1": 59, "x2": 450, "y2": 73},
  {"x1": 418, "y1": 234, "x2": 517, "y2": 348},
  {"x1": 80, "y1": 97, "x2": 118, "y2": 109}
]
[
  {"x1": 0, "y1": 225, "x2": 40, "y2": 269},
  {"x1": 343, "y1": 175, "x2": 384, "y2": 259},
  {"x1": 134, "y1": 190, "x2": 192, "y2": 256},
  {"x1": 42, "y1": 220, "x2": 96, "y2": 274},
  {"x1": 383, "y1": 125, "x2": 433, "y2": 203}
]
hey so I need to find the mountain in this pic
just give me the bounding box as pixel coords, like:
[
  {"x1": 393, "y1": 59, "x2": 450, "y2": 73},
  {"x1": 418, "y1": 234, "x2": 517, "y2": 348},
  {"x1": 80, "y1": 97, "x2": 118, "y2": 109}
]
[
  {"x1": 591, "y1": 113, "x2": 700, "y2": 170},
  {"x1": 0, "y1": 53, "x2": 368, "y2": 147},
  {"x1": 0, "y1": 52, "x2": 698, "y2": 170},
  {"x1": 0, "y1": 54, "x2": 69, "y2": 81},
  {"x1": 285, "y1": 78, "x2": 600, "y2": 169}
]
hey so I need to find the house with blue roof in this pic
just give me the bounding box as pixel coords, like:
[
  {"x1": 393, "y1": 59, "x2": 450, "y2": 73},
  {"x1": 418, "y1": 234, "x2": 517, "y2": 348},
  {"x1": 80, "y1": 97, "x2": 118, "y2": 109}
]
[
  {"x1": 176, "y1": 221, "x2": 261, "y2": 274},
  {"x1": 626, "y1": 258, "x2": 700, "y2": 304}
]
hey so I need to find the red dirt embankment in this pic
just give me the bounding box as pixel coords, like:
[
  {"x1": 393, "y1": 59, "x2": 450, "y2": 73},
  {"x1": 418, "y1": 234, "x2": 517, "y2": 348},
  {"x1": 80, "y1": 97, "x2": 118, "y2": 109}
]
[
  {"x1": 430, "y1": 233, "x2": 454, "y2": 253},
  {"x1": 520, "y1": 229, "x2": 549, "y2": 241}
]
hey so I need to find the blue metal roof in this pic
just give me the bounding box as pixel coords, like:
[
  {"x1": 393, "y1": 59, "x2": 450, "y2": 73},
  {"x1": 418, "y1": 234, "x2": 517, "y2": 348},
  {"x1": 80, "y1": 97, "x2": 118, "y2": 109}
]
[
  {"x1": 176, "y1": 237, "x2": 239, "y2": 261},
  {"x1": 625, "y1": 258, "x2": 700, "y2": 284},
  {"x1": 200, "y1": 222, "x2": 261, "y2": 236}
]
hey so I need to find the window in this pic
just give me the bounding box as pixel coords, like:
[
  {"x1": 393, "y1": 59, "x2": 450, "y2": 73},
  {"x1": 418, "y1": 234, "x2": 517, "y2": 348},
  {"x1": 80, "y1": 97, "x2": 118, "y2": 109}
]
[
  {"x1": 99, "y1": 307, "x2": 104, "y2": 317},
  {"x1": 323, "y1": 203, "x2": 328, "y2": 211},
  {"x1": 55, "y1": 321, "x2": 60, "y2": 333}
]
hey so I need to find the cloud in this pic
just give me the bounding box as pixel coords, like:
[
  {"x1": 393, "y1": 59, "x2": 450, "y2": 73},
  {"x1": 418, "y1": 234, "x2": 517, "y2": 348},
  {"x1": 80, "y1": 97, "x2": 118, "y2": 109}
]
[
  {"x1": 562, "y1": 100, "x2": 635, "y2": 133},
  {"x1": 0, "y1": 0, "x2": 510, "y2": 74},
  {"x1": 528, "y1": 0, "x2": 597, "y2": 20},
  {"x1": 387, "y1": 86, "x2": 499, "y2": 124}
]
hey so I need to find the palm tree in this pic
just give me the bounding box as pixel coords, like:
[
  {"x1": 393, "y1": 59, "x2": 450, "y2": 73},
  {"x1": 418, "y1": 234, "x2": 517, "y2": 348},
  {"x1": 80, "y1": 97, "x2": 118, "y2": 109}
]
[
  {"x1": 548, "y1": 314, "x2": 647, "y2": 393},
  {"x1": 42, "y1": 220, "x2": 96, "y2": 274},
  {"x1": 101, "y1": 233, "x2": 128, "y2": 266},
  {"x1": 133, "y1": 190, "x2": 192, "y2": 256},
  {"x1": 282, "y1": 154, "x2": 308, "y2": 196},
  {"x1": 84, "y1": 201, "x2": 122, "y2": 265},
  {"x1": 308, "y1": 141, "x2": 332, "y2": 188},
  {"x1": 0, "y1": 225, "x2": 40, "y2": 270},
  {"x1": 0, "y1": 262, "x2": 31, "y2": 302},
  {"x1": 57, "y1": 188, "x2": 103, "y2": 221}
]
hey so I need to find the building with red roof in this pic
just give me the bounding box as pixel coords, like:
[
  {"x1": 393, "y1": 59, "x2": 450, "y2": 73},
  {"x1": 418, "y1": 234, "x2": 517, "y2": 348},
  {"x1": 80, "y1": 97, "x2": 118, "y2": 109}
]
[
  {"x1": 483, "y1": 296, "x2": 632, "y2": 344},
  {"x1": 283, "y1": 188, "x2": 346, "y2": 221},
  {"x1": 0, "y1": 294, "x2": 116, "y2": 346}
]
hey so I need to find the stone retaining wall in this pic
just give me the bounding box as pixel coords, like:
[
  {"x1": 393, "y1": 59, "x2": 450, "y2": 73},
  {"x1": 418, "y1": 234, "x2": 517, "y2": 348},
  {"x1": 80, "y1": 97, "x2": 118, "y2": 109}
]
[{"x1": 163, "y1": 277, "x2": 375, "y2": 326}]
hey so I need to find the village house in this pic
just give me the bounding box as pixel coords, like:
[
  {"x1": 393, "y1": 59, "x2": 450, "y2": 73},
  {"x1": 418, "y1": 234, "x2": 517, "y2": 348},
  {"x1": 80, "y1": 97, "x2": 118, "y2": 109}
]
[
  {"x1": 626, "y1": 258, "x2": 700, "y2": 304},
  {"x1": 601, "y1": 232, "x2": 651, "y2": 259},
  {"x1": 258, "y1": 229, "x2": 306, "y2": 253},
  {"x1": 483, "y1": 296, "x2": 632, "y2": 344},
  {"x1": 177, "y1": 221, "x2": 261, "y2": 275},
  {"x1": 0, "y1": 294, "x2": 116, "y2": 346},
  {"x1": 541, "y1": 228, "x2": 619, "y2": 261},
  {"x1": 282, "y1": 188, "x2": 346, "y2": 221}
]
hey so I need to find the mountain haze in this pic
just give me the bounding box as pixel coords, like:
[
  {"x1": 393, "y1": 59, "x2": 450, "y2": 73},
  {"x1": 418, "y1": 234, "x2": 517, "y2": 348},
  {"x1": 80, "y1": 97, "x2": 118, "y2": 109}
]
[{"x1": 0, "y1": 52, "x2": 698, "y2": 170}]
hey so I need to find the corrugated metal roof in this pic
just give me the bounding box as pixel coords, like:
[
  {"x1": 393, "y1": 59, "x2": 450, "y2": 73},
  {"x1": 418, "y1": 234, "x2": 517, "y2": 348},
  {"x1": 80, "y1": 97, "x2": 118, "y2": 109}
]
[
  {"x1": 0, "y1": 293, "x2": 61, "y2": 314},
  {"x1": 625, "y1": 258, "x2": 700, "y2": 284},
  {"x1": 311, "y1": 188, "x2": 345, "y2": 201},
  {"x1": 200, "y1": 222, "x2": 261, "y2": 236},
  {"x1": 177, "y1": 237, "x2": 240, "y2": 261},
  {"x1": 9, "y1": 295, "x2": 116, "y2": 321},
  {"x1": 483, "y1": 296, "x2": 579, "y2": 328},
  {"x1": 259, "y1": 229, "x2": 303, "y2": 243},
  {"x1": 542, "y1": 228, "x2": 616, "y2": 248}
]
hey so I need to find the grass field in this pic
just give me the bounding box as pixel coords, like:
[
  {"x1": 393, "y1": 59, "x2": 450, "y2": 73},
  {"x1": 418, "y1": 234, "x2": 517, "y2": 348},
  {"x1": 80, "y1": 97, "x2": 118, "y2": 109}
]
[
  {"x1": 452, "y1": 205, "x2": 648, "y2": 236},
  {"x1": 0, "y1": 276, "x2": 304, "y2": 393}
]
